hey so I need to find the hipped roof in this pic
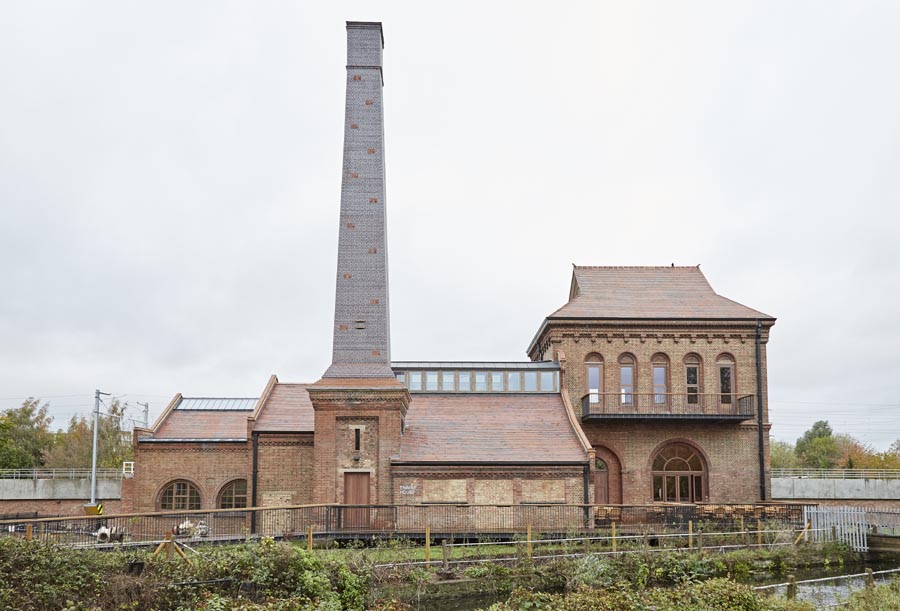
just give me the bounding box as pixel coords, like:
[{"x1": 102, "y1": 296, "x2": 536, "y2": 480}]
[{"x1": 550, "y1": 266, "x2": 774, "y2": 320}]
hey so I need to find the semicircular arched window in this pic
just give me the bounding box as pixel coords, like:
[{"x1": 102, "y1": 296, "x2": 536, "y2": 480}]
[
  {"x1": 218, "y1": 479, "x2": 248, "y2": 509},
  {"x1": 159, "y1": 480, "x2": 201, "y2": 511},
  {"x1": 651, "y1": 443, "x2": 706, "y2": 503}
]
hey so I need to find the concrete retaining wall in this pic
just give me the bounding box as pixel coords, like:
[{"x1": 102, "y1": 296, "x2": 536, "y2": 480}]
[
  {"x1": 0, "y1": 478, "x2": 122, "y2": 500},
  {"x1": 772, "y1": 477, "x2": 900, "y2": 500}
]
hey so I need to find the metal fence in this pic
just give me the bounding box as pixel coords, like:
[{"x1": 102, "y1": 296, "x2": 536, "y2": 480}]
[
  {"x1": 773, "y1": 468, "x2": 900, "y2": 480},
  {"x1": 0, "y1": 502, "x2": 809, "y2": 548},
  {"x1": 0, "y1": 468, "x2": 124, "y2": 480}
]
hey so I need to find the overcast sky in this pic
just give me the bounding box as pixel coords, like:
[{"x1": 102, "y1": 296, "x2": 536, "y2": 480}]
[{"x1": 1, "y1": 2, "x2": 898, "y2": 448}]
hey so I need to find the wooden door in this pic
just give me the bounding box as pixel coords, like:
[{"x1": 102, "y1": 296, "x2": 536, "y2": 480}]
[
  {"x1": 594, "y1": 466, "x2": 609, "y2": 504},
  {"x1": 343, "y1": 472, "x2": 371, "y2": 529}
]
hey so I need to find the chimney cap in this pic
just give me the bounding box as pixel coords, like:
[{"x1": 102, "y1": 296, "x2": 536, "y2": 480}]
[{"x1": 346, "y1": 21, "x2": 384, "y2": 47}]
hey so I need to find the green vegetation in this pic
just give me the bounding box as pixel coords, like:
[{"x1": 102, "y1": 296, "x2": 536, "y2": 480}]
[
  {"x1": 0, "y1": 397, "x2": 133, "y2": 469},
  {"x1": 772, "y1": 420, "x2": 900, "y2": 470},
  {"x1": 0, "y1": 535, "x2": 882, "y2": 611}
]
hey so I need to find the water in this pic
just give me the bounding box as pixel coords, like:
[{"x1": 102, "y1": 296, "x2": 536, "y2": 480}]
[
  {"x1": 409, "y1": 563, "x2": 900, "y2": 611},
  {"x1": 754, "y1": 563, "x2": 900, "y2": 609}
]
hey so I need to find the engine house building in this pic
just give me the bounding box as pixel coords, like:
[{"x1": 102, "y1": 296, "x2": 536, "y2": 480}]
[{"x1": 129, "y1": 22, "x2": 776, "y2": 514}]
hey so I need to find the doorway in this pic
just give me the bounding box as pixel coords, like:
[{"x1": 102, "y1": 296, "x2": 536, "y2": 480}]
[{"x1": 343, "y1": 472, "x2": 371, "y2": 529}]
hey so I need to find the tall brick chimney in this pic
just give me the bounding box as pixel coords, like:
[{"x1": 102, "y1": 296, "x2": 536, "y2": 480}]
[{"x1": 323, "y1": 21, "x2": 393, "y2": 379}]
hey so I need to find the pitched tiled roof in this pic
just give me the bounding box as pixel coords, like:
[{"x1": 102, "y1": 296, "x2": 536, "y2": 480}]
[
  {"x1": 397, "y1": 394, "x2": 587, "y2": 463},
  {"x1": 549, "y1": 266, "x2": 774, "y2": 320},
  {"x1": 152, "y1": 406, "x2": 251, "y2": 441},
  {"x1": 253, "y1": 384, "x2": 316, "y2": 432}
]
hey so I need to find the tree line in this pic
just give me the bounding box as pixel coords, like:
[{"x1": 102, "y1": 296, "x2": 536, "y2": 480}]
[
  {"x1": 0, "y1": 398, "x2": 134, "y2": 470},
  {"x1": 772, "y1": 420, "x2": 900, "y2": 470}
]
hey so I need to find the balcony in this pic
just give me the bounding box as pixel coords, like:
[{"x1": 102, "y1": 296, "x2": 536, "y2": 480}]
[{"x1": 581, "y1": 393, "x2": 756, "y2": 422}]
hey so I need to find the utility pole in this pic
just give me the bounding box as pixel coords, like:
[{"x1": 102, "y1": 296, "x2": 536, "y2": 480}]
[
  {"x1": 137, "y1": 402, "x2": 149, "y2": 428},
  {"x1": 87, "y1": 389, "x2": 110, "y2": 514}
]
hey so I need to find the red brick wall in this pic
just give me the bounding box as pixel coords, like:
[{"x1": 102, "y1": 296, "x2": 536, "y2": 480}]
[
  {"x1": 131, "y1": 442, "x2": 250, "y2": 513},
  {"x1": 543, "y1": 322, "x2": 772, "y2": 504},
  {"x1": 255, "y1": 434, "x2": 314, "y2": 505},
  {"x1": 309, "y1": 387, "x2": 407, "y2": 505}
]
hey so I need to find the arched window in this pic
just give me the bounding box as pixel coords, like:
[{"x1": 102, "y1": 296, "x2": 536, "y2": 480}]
[
  {"x1": 652, "y1": 443, "x2": 707, "y2": 503},
  {"x1": 159, "y1": 480, "x2": 201, "y2": 511},
  {"x1": 651, "y1": 353, "x2": 669, "y2": 405},
  {"x1": 218, "y1": 479, "x2": 248, "y2": 509},
  {"x1": 618, "y1": 354, "x2": 635, "y2": 405},
  {"x1": 585, "y1": 353, "x2": 603, "y2": 405},
  {"x1": 683, "y1": 354, "x2": 703, "y2": 405},
  {"x1": 716, "y1": 354, "x2": 735, "y2": 405}
]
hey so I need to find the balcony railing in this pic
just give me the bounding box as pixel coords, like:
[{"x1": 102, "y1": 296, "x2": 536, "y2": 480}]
[{"x1": 581, "y1": 393, "x2": 756, "y2": 421}]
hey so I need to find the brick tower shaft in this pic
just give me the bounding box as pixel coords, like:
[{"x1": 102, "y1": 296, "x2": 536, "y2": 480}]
[{"x1": 324, "y1": 22, "x2": 393, "y2": 379}]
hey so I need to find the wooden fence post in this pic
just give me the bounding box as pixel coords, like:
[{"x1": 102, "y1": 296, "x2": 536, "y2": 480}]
[
  {"x1": 688, "y1": 520, "x2": 693, "y2": 549},
  {"x1": 611, "y1": 522, "x2": 617, "y2": 555},
  {"x1": 757, "y1": 519, "x2": 762, "y2": 547},
  {"x1": 25, "y1": 524, "x2": 32, "y2": 542},
  {"x1": 425, "y1": 525, "x2": 431, "y2": 565},
  {"x1": 786, "y1": 575, "x2": 797, "y2": 600},
  {"x1": 739, "y1": 515, "x2": 745, "y2": 546},
  {"x1": 307, "y1": 525, "x2": 313, "y2": 551},
  {"x1": 866, "y1": 568, "x2": 874, "y2": 590},
  {"x1": 442, "y1": 540, "x2": 449, "y2": 572},
  {"x1": 526, "y1": 524, "x2": 532, "y2": 559},
  {"x1": 698, "y1": 530, "x2": 703, "y2": 552}
]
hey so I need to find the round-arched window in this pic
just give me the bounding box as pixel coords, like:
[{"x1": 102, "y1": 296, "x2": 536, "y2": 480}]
[
  {"x1": 651, "y1": 443, "x2": 706, "y2": 503},
  {"x1": 159, "y1": 480, "x2": 201, "y2": 511},
  {"x1": 585, "y1": 353, "x2": 603, "y2": 406},
  {"x1": 219, "y1": 479, "x2": 248, "y2": 509}
]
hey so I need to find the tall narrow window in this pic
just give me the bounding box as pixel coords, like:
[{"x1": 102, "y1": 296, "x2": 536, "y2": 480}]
[
  {"x1": 652, "y1": 354, "x2": 669, "y2": 405},
  {"x1": 354, "y1": 428, "x2": 361, "y2": 451},
  {"x1": 585, "y1": 354, "x2": 603, "y2": 405},
  {"x1": 524, "y1": 371, "x2": 538, "y2": 392},
  {"x1": 684, "y1": 355, "x2": 702, "y2": 405},
  {"x1": 717, "y1": 355, "x2": 735, "y2": 405},
  {"x1": 618, "y1": 354, "x2": 635, "y2": 405}
]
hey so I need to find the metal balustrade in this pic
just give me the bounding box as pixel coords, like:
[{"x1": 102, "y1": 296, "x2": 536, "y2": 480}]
[
  {"x1": 0, "y1": 502, "x2": 808, "y2": 547},
  {"x1": 581, "y1": 393, "x2": 756, "y2": 420},
  {"x1": 772, "y1": 468, "x2": 900, "y2": 480},
  {"x1": 0, "y1": 468, "x2": 124, "y2": 480}
]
